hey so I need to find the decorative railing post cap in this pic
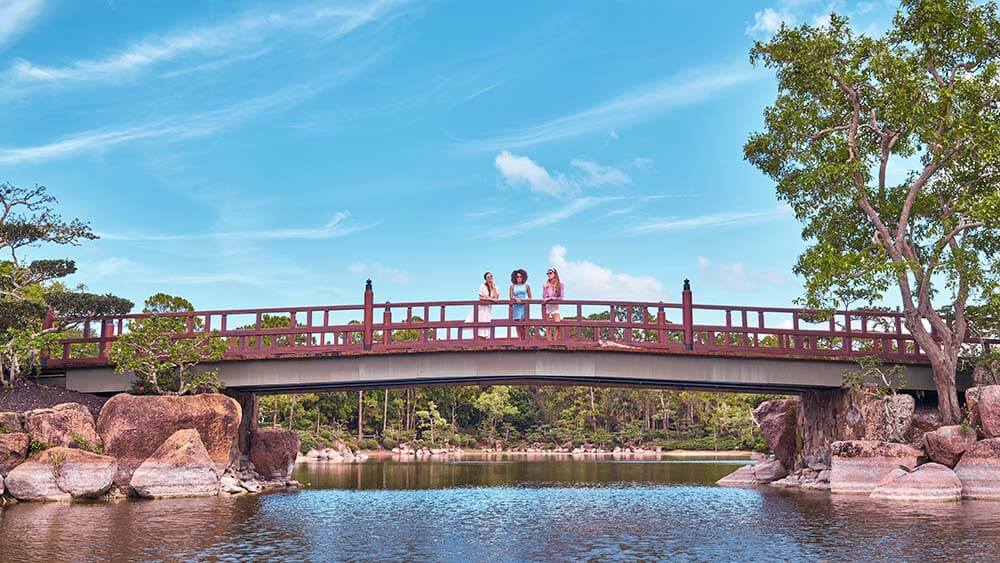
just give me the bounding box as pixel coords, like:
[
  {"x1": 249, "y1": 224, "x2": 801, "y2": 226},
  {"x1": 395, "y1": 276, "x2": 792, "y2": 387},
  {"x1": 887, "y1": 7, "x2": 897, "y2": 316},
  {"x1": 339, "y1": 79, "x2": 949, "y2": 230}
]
[
  {"x1": 365, "y1": 279, "x2": 373, "y2": 292},
  {"x1": 683, "y1": 279, "x2": 691, "y2": 291}
]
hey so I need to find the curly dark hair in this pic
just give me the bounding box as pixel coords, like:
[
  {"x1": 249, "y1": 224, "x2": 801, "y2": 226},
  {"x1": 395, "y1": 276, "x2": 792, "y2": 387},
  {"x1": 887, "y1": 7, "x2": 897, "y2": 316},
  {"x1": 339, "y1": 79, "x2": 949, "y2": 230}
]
[{"x1": 510, "y1": 269, "x2": 528, "y2": 284}]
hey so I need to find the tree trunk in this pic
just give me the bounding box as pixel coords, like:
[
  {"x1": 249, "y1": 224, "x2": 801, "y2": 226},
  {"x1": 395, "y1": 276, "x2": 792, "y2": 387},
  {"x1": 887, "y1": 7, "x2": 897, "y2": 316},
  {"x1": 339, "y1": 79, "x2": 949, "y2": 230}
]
[
  {"x1": 932, "y1": 360, "x2": 962, "y2": 425},
  {"x1": 383, "y1": 389, "x2": 389, "y2": 433},
  {"x1": 357, "y1": 390, "x2": 364, "y2": 441}
]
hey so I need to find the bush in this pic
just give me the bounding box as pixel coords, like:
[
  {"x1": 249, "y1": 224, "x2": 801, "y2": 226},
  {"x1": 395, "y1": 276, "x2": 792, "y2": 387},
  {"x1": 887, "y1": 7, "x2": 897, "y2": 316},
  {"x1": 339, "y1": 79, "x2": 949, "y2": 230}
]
[
  {"x1": 380, "y1": 436, "x2": 397, "y2": 450},
  {"x1": 28, "y1": 438, "x2": 51, "y2": 457},
  {"x1": 70, "y1": 430, "x2": 104, "y2": 455},
  {"x1": 358, "y1": 438, "x2": 380, "y2": 451}
]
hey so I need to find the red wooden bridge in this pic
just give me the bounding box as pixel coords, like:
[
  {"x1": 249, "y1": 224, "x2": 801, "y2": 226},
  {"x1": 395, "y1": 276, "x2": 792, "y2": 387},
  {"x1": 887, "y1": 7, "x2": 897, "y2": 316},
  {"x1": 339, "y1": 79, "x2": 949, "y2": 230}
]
[{"x1": 44, "y1": 281, "x2": 997, "y2": 395}]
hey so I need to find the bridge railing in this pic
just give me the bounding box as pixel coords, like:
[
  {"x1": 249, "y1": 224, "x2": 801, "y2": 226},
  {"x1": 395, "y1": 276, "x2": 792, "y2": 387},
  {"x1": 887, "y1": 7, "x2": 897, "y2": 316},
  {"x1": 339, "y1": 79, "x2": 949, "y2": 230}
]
[{"x1": 42, "y1": 280, "x2": 998, "y2": 367}]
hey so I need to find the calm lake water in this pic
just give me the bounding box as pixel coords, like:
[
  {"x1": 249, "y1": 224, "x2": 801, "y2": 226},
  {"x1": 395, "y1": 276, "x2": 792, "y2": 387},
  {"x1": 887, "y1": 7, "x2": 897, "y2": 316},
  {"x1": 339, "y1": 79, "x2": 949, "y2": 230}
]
[{"x1": 3, "y1": 453, "x2": 1000, "y2": 561}]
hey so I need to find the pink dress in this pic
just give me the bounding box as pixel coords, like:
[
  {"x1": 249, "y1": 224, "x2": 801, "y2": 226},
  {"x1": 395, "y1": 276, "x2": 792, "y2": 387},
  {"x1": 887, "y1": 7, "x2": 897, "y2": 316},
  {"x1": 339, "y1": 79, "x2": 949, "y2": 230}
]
[{"x1": 543, "y1": 283, "x2": 562, "y2": 316}]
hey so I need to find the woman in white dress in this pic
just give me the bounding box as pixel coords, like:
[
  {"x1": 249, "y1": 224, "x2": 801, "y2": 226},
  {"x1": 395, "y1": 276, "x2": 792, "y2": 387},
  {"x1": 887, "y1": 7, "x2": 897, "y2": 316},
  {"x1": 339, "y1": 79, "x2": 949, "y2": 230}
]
[{"x1": 465, "y1": 272, "x2": 499, "y2": 338}]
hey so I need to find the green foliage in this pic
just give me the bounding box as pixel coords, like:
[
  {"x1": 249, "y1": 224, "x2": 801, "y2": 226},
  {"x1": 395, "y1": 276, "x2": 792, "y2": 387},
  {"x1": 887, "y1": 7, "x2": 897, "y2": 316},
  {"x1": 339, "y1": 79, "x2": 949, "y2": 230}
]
[
  {"x1": 70, "y1": 430, "x2": 104, "y2": 455},
  {"x1": 357, "y1": 438, "x2": 380, "y2": 450},
  {"x1": 0, "y1": 183, "x2": 133, "y2": 386},
  {"x1": 473, "y1": 386, "x2": 519, "y2": 442},
  {"x1": 109, "y1": 293, "x2": 226, "y2": 395},
  {"x1": 28, "y1": 438, "x2": 51, "y2": 457},
  {"x1": 415, "y1": 400, "x2": 448, "y2": 444},
  {"x1": 744, "y1": 0, "x2": 1000, "y2": 423},
  {"x1": 0, "y1": 425, "x2": 10, "y2": 434}
]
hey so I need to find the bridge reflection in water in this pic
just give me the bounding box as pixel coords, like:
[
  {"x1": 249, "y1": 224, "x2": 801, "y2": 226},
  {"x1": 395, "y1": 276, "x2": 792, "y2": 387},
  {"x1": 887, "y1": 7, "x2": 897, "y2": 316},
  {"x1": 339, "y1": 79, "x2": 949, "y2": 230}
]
[{"x1": 43, "y1": 281, "x2": 996, "y2": 394}]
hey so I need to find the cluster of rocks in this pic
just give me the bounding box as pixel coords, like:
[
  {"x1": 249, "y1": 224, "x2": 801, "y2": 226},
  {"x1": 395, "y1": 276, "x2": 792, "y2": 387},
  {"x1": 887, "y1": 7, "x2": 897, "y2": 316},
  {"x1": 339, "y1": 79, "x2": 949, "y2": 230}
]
[
  {"x1": 717, "y1": 385, "x2": 1000, "y2": 503},
  {"x1": 392, "y1": 444, "x2": 463, "y2": 456},
  {"x1": 0, "y1": 393, "x2": 301, "y2": 503},
  {"x1": 301, "y1": 441, "x2": 370, "y2": 463},
  {"x1": 479, "y1": 443, "x2": 665, "y2": 455}
]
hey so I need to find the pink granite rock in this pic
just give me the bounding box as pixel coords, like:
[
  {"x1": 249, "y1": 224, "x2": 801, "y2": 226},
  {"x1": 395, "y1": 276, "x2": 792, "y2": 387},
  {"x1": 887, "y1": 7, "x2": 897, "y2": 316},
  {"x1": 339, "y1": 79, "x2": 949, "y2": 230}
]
[
  {"x1": 830, "y1": 440, "x2": 922, "y2": 495},
  {"x1": 869, "y1": 462, "x2": 962, "y2": 502}
]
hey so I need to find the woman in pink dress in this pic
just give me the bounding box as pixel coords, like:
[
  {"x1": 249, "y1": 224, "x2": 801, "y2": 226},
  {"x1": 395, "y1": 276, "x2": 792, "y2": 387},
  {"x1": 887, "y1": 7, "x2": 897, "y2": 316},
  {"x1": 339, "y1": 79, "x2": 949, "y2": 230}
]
[{"x1": 542, "y1": 268, "x2": 563, "y2": 340}]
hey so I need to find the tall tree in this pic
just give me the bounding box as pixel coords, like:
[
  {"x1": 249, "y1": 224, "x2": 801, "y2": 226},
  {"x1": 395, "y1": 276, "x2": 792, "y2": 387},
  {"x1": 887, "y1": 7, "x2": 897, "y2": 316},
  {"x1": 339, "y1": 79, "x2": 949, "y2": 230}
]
[
  {"x1": 0, "y1": 183, "x2": 132, "y2": 385},
  {"x1": 744, "y1": 0, "x2": 1000, "y2": 423}
]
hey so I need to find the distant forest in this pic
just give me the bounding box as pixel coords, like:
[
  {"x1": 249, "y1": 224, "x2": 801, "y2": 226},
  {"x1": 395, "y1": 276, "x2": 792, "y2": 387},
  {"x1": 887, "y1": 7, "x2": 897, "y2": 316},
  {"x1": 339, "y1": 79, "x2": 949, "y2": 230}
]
[{"x1": 259, "y1": 386, "x2": 777, "y2": 453}]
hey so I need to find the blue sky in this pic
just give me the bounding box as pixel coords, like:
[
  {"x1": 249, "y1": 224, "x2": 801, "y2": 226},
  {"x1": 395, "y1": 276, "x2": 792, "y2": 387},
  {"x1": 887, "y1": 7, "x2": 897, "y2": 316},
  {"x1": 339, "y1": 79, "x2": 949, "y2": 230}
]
[{"x1": 0, "y1": 0, "x2": 903, "y2": 311}]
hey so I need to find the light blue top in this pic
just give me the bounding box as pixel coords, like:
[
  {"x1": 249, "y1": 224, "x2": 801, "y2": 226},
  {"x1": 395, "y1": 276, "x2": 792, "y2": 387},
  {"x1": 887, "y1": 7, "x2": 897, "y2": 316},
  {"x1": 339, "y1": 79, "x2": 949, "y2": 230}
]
[{"x1": 511, "y1": 284, "x2": 528, "y2": 320}]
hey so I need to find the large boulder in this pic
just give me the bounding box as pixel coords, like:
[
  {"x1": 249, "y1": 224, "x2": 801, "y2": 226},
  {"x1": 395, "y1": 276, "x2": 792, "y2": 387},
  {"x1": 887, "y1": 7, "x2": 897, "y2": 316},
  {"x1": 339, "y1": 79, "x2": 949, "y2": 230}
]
[
  {"x1": 861, "y1": 394, "x2": 914, "y2": 442},
  {"x1": 907, "y1": 406, "x2": 943, "y2": 445},
  {"x1": 830, "y1": 440, "x2": 922, "y2": 495},
  {"x1": 249, "y1": 429, "x2": 300, "y2": 481},
  {"x1": 717, "y1": 458, "x2": 787, "y2": 487},
  {"x1": 869, "y1": 462, "x2": 962, "y2": 502},
  {"x1": 0, "y1": 411, "x2": 21, "y2": 432},
  {"x1": 23, "y1": 403, "x2": 101, "y2": 449},
  {"x1": 752, "y1": 399, "x2": 797, "y2": 467},
  {"x1": 4, "y1": 447, "x2": 116, "y2": 502},
  {"x1": 966, "y1": 387, "x2": 982, "y2": 430},
  {"x1": 129, "y1": 429, "x2": 220, "y2": 498},
  {"x1": 96, "y1": 393, "x2": 241, "y2": 487},
  {"x1": 923, "y1": 425, "x2": 977, "y2": 468},
  {"x1": 975, "y1": 386, "x2": 1000, "y2": 438},
  {"x1": 0, "y1": 432, "x2": 29, "y2": 476},
  {"x1": 954, "y1": 438, "x2": 1000, "y2": 500}
]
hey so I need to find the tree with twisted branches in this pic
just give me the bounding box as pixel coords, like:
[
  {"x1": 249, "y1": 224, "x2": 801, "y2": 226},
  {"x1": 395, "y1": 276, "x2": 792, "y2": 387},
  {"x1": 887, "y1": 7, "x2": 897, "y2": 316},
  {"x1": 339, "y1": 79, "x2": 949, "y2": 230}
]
[
  {"x1": 745, "y1": 0, "x2": 999, "y2": 424},
  {"x1": 0, "y1": 182, "x2": 132, "y2": 385}
]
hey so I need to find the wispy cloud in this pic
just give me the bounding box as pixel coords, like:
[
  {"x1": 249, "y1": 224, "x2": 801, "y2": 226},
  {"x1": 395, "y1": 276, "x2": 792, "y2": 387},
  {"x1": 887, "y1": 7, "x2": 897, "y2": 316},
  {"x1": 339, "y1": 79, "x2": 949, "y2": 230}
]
[
  {"x1": 0, "y1": 80, "x2": 333, "y2": 164},
  {"x1": 0, "y1": 0, "x2": 44, "y2": 48},
  {"x1": 494, "y1": 151, "x2": 630, "y2": 198},
  {"x1": 99, "y1": 213, "x2": 375, "y2": 242},
  {"x1": 550, "y1": 244, "x2": 665, "y2": 301},
  {"x1": 483, "y1": 197, "x2": 613, "y2": 239},
  {"x1": 697, "y1": 255, "x2": 793, "y2": 292},
  {"x1": 459, "y1": 63, "x2": 755, "y2": 151},
  {"x1": 626, "y1": 205, "x2": 792, "y2": 234},
  {"x1": 348, "y1": 262, "x2": 413, "y2": 285},
  {"x1": 4, "y1": 0, "x2": 403, "y2": 86},
  {"x1": 746, "y1": 7, "x2": 796, "y2": 36}
]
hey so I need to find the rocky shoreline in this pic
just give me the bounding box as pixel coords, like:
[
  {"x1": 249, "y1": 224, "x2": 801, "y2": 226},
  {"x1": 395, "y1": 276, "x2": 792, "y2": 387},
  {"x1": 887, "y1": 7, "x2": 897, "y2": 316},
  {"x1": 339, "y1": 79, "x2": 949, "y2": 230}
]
[
  {"x1": 717, "y1": 385, "x2": 1000, "y2": 503},
  {"x1": 1, "y1": 390, "x2": 302, "y2": 504}
]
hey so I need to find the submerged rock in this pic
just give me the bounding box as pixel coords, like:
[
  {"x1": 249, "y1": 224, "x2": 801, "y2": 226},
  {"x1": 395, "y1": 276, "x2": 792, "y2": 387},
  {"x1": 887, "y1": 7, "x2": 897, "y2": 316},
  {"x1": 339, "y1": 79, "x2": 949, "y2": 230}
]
[
  {"x1": 717, "y1": 458, "x2": 787, "y2": 487},
  {"x1": 130, "y1": 429, "x2": 220, "y2": 499},
  {"x1": 96, "y1": 393, "x2": 241, "y2": 488},
  {"x1": 249, "y1": 429, "x2": 300, "y2": 481},
  {"x1": 955, "y1": 438, "x2": 1000, "y2": 500},
  {"x1": 923, "y1": 425, "x2": 977, "y2": 468},
  {"x1": 830, "y1": 440, "x2": 922, "y2": 495},
  {"x1": 0, "y1": 432, "x2": 29, "y2": 476},
  {"x1": 23, "y1": 403, "x2": 101, "y2": 449},
  {"x1": 869, "y1": 462, "x2": 962, "y2": 502}
]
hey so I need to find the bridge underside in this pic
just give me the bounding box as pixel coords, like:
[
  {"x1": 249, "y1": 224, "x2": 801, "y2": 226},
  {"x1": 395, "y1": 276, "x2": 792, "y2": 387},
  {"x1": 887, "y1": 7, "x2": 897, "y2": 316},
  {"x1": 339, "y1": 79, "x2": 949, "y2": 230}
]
[{"x1": 53, "y1": 350, "x2": 940, "y2": 396}]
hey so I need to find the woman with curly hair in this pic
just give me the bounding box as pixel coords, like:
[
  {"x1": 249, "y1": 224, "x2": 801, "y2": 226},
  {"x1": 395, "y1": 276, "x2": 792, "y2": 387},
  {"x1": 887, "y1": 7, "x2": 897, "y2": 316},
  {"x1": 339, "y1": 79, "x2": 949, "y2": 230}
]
[{"x1": 509, "y1": 269, "x2": 531, "y2": 338}]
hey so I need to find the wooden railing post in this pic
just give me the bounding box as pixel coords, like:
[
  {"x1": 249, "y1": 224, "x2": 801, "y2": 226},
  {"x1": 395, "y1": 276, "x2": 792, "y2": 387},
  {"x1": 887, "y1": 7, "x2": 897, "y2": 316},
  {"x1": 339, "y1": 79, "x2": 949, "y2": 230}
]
[
  {"x1": 656, "y1": 304, "x2": 666, "y2": 345},
  {"x1": 382, "y1": 303, "x2": 392, "y2": 345},
  {"x1": 99, "y1": 319, "x2": 114, "y2": 360},
  {"x1": 682, "y1": 279, "x2": 693, "y2": 350},
  {"x1": 363, "y1": 279, "x2": 374, "y2": 351}
]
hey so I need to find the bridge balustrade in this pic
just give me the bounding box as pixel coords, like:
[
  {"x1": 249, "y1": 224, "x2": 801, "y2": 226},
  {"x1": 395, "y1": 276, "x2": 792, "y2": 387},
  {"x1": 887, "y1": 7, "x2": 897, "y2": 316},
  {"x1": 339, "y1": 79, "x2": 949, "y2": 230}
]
[{"x1": 42, "y1": 281, "x2": 997, "y2": 368}]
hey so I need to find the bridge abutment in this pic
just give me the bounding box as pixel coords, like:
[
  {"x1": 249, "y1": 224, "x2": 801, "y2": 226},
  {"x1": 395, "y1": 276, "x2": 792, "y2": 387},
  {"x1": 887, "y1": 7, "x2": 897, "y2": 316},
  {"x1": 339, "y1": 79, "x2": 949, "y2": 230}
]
[{"x1": 225, "y1": 388, "x2": 260, "y2": 455}]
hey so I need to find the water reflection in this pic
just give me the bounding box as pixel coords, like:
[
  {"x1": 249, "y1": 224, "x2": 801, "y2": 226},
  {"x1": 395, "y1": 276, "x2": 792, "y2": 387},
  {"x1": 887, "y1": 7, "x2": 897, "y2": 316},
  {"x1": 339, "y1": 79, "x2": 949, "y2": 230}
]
[{"x1": 3, "y1": 455, "x2": 1000, "y2": 561}]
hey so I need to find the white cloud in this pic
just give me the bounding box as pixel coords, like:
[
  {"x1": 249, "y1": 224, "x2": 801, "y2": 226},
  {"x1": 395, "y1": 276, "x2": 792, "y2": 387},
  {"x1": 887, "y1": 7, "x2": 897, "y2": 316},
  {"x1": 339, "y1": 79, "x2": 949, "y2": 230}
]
[
  {"x1": 348, "y1": 262, "x2": 413, "y2": 285},
  {"x1": 494, "y1": 151, "x2": 570, "y2": 197},
  {"x1": 631, "y1": 156, "x2": 653, "y2": 169},
  {"x1": 0, "y1": 81, "x2": 330, "y2": 164},
  {"x1": 570, "y1": 158, "x2": 631, "y2": 188},
  {"x1": 483, "y1": 197, "x2": 613, "y2": 239},
  {"x1": 549, "y1": 244, "x2": 665, "y2": 301},
  {"x1": 627, "y1": 205, "x2": 791, "y2": 234},
  {"x1": 99, "y1": 213, "x2": 374, "y2": 241},
  {"x1": 747, "y1": 7, "x2": 796, "y2": 36},
  {"x1": 494, "y1": 151, "x2": 630, "y2": 198},
  {"x1": 461, "y1": 63, "x2": 755, "y2": 151},
  {"x1": 0, "y1": 0, "x2": 44, "y2": 48},
  {"x1": 697, "y1": 256, "x2": 793, "y2": 293},
  {"x1": 608, "y1": 130, "x2": 619, "y2": 141},
  {"x1": 4, "y1": 0, "x2": 402, "y2": 85}
]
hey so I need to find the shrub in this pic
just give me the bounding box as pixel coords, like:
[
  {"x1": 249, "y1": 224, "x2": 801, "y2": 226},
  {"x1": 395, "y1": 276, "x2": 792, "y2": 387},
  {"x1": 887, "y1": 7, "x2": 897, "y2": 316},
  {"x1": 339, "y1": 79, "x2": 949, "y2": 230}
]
[
  {"x1": 28, "y1": 438, "x2": 51, "y2": 457},
  {"x1": 358, "y1": 438, "x2": 380, "y2": 451},
  {"x1": 70, "y1": 430, "x2": 105, "y2": 455},
  {"x1": 380, "y1": 436, "x2": 397, "y2": 450}
]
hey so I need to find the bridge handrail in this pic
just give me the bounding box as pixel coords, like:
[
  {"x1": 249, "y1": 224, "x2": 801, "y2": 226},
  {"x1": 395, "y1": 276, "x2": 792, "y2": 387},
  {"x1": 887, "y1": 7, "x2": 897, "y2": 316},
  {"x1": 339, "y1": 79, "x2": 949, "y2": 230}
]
[{"x1": 43, "y1": 280, "x2": 998, "y2": 368}]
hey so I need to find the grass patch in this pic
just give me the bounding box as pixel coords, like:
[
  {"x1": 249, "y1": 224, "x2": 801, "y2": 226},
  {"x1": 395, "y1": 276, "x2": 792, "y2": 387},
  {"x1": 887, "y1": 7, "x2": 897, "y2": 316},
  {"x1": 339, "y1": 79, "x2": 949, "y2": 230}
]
[
  {"x1": 28, "y1": 438, "x2": 51, "y2": 457},
  {"x1": 70, "y1": 430, "x2": 104, "y2": 455}
]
